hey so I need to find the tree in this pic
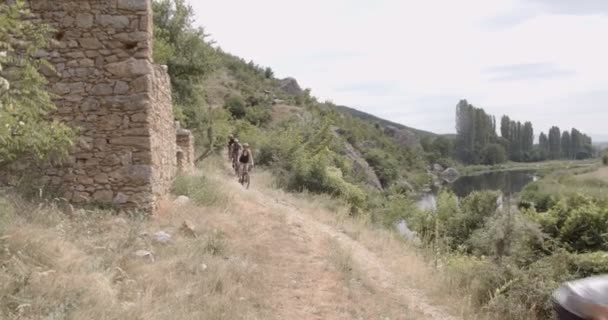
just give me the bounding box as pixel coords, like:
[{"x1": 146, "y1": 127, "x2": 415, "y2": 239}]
[
  {"x1": 0, "y1": 1, "x2": 73, "y2": 169},
  {"x1": 264, "y1": 67, "x2": 274, "y2": 79},
  {"x1": 548, "y1": 126, "x2": 561, "y2": 159},
  {"x1": 483, "y1": 143, "x2": 507, "y2": 165},
  {"x1": 500, "y1": 115, "x2": 511, "y2": 140},
  {"x1": 522, "y1": 122, "x2": 534, "y2": 155},
  {"x1": 561, "y1": 131, "x2": 571, "y2": 159},
  {"x1": 538, "y1": 132, "x2": 549, "y2": 160},
  {"x1": 153, "y1": 0, "x2": 217, "y2": 128},
  {"x1": 455, "y1": 100, "x2": 497, "y2": 164}
]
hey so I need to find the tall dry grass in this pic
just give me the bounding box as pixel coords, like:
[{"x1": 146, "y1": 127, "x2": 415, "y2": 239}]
[{"x1": 0, "y1": 171, "x2": 271, "y2": 320}]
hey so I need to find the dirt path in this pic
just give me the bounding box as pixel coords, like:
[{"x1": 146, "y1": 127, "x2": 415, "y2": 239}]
[{"x1": 221, "y1": 167, "x2": 459, "y2": 320}]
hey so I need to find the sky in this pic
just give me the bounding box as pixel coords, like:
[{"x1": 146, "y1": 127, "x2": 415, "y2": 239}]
[{"x1": 190, "y1": 0, "x2": 608, "y2": 141}]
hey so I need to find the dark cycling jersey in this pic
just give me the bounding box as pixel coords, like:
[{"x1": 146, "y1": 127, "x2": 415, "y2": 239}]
[{"x1": 239, "y1": 150, "x2": 250, "y2": 164}]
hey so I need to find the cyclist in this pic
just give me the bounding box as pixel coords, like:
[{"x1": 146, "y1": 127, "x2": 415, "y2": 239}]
[
  {"x1": 230, "y1": 138, "x2": 242, "y2": 173},
  {"x1": 238, "y1": 143, "x2": 254, "y2": 184},
  {"x1": 227, "y1": 134, "x2": 235, "y2": 160},
  {"x1": 553, "y1": 275, "x2": 608, "y2": 320}
]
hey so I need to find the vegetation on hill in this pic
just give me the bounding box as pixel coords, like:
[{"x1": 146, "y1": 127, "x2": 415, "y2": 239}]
[
  {"x1": 0, "y1": 2, "x2": 73, "y2": 169},
  {"x1": 151, "y1": 0, "x2": 429, "y2": 212}
]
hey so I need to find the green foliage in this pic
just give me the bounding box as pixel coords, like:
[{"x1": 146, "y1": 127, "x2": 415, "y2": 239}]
[
  {"x1": 224, "y1": 95, "x2": 246, "y2": 119},
  {"x1": 0, "y1": 1, "x2": 74, "y2": 168},
  {"x1": 244, "y1": 105, "x2": 271, "y2": 126},
  {"x1": 558, "y1": 200, "x2": 608, "y2": 252},
  {"x1": 482, "y1": 143, "x2": 507, "y2": 165},
  {"x1": 264, "y1": 67, "x2": 273, "y2": 79},
  {"x1": 363, "y1": 148, "x2": 399, "y2": 187},
  {"x1": 153, "y1": 0, "x2": 217, "y2": 131}
]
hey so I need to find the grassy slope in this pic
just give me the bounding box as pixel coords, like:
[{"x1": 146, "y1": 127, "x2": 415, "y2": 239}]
[{"x1": 0, "y1": 159, "x2": 480, "y2": 320}]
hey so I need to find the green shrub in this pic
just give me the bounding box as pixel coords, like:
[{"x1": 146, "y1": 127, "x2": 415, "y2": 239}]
[
  {"x1": 172, "y1": 174, "x2": 224, "y2": 206},
  {"x1": 569, "y1": 252, "x2": 608, "y2": 277},
  {"x1": 224, "y1": 95, "x2": 247, "y2": 119},
  {"x1": 244, "y1": 105, "x2": 272, "y2": 126},
  {"x1": 559, "y1": 201, "x2": 608, "y2": 252},
  {"x1": 363, "y1": 148, "x2": 399, "y2": 187}
]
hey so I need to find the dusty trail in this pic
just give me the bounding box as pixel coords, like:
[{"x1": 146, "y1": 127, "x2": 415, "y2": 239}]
[{"x1": 221, "y1": 166, "x2": 459, "y2": 320}]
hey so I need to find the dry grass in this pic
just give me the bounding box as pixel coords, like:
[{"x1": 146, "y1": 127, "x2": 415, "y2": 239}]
[
  {"x1": 575, "y1": 166, "x2": 608, "y2": 182},
  {"x1": 0, "y1": 158, "x2": 480, "y2": 320},
  {"x1": 0, "y1": 193, "x2": 270, "y2": 319}
]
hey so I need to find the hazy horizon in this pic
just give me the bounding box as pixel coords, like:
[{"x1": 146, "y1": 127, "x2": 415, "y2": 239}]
[{"x1": 190, "y1": 0, "x2": 608, "y2": 141}]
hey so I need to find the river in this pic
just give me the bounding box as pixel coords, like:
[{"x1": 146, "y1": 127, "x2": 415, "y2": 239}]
[{"x1": 417, "y1": 169, "x2": 538, "y2": 211}]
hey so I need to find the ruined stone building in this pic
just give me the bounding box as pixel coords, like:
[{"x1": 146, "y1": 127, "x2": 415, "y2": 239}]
[{"x1": 21, "y1": 0, "x2": 194, "y2": 212}]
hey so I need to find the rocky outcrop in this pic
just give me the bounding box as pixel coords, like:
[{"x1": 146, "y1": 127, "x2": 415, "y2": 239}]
[
  {"x1": 440, "y1": 167, "x2": 460, "y2": 183},
  {"x1": 332, "y1": 128, "x2": 383, "y2": 190},
  {"x1": 384, "y1": 126, "x2": 419, "y2": 147},
  {"x1": 277, "y1": 77, "x2": 302, "y2": 96}
]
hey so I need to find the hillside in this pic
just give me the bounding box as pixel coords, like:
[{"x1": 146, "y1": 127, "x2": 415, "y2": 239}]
[
  {"x1": 333, "y1": 104, "x2": 437, "y2": 139},
  {"x1": 0, "y1": 161, "x2": 463, "y2": 320}
]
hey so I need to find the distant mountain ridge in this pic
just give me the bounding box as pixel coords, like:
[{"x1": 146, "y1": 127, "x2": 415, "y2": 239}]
[{"x1": 332, "y1": 104, "x2": 437, "y2": 138}]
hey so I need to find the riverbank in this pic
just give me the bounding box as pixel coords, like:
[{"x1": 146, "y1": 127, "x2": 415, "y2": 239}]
[{"x1": 458, "y1": 159, "x2": 600, "y2": 177}]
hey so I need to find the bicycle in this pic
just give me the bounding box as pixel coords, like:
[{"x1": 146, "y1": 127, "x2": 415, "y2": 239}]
[{"x1": 239, "y1": 164, "x2": 251, "y2": 189}]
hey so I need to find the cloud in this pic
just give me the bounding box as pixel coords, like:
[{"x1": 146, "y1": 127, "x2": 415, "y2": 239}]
[
  {"x1": 191, "y1": 0, "x2": 608, "y2": 140},
  {"x1": 485, "y1": 0, "x2": 608, "y2": 28},
  {"x1": 530, "y1": 0, "x2": 608, "y2": 15},
  {"x1": 483, "y1": 63, "x2": 576, "y2": 82}
]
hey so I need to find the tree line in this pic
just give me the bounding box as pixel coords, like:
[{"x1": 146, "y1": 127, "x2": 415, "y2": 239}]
[{"x1": 455, "y1": 100, "x2": 594, "y2": 165}]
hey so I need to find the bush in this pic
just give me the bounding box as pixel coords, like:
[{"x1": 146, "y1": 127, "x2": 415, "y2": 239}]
[
  {"x1": 569, "y1": 252, "x2": 608, "y2": 277},
  {"x1": 603, "y1": 152, "x2": 608, "y2": 165},
  {"x1": 559, "y1": 201, "x2": 608, "y2": 252},
  {"x1": 363, "y1": 148, "x2": 399, "y2": 188},
  {"x1": 244, "y1": 105, "x2": 272, "y2": 126},
  {"x1": 224, "y1": 95, "x2": 247, "y2": 119},
  {"x1": 0, "y1": 2, "x2": 74, "y2": 168}
]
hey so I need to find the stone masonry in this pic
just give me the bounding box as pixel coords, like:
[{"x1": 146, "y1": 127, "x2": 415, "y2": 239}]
[
  {"x1": 176, "y1": 122, "x2": 195, "y2": 172},
  {"x1": 21, "y1": 0, "x2": 193, "y2": 212}
]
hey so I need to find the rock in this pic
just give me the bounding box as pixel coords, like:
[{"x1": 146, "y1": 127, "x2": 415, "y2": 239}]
[
  {"x1": 75, "y1": 13, "x2": 93, "y2": 28},
  {"x1": 114, "y1": 80, "x2": 129, "y2": 94},
  {"x1": 180, "y1": 221, "x2": 197, "y2": 238},
  {"x1": 153, "y1": 231, "x2": 171, "y2": 243},
  {"x1": 118, "y1": 0, "x2": 148, "y2": 11},
  {"x1": 96, "y1": 15, "x2": 130, "y2": 29},
  {"x1": 277, "y1": 77, "x2": 302, "y2": 95},
  {"x1": 432, "y1": 163, "x2": 444, "y2": 172},
  {"x1": 173, "y1": 195, "x2": 190, "y2": 206},
  {"x1": 134, "y1": 250, "x2": 154, "y2": 262},
  {"x1": 91, "y1": 83, "x2": 114, "y2": 96},
  {"x1": 110, "y1": 137, "x2": 150, "y2": 149},
  {"x1": 79, "y1": 38, "x2": 103, "y2": 49},
  {"x1": 93, "y1": 190, "x2": 114, "y2": 202},
  {"x1": 113, "y1": 192, "x2": 129, "y2": 205},
  {"x1": 105, "y1": 58, "x2": 151, "y2": 77},
  {"x1": 440, "y1": 167, "x2": 460, "y2": 183}
]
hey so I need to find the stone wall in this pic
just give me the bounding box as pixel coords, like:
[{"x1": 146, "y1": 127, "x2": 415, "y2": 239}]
[
  {"x1": 149, "y1": 64, "x2": 177, "y2": 201},
  {"x1": 176, "y1": 123, "x2": 195, "y2": 172},
  {"x1": 19, "y1": 0, "x2": 188, "y2": 212}
]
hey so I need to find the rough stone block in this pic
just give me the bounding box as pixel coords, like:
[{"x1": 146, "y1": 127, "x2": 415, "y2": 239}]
[{"x1": 117, "y1": 0, "x2": 148, "y2": 11}]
